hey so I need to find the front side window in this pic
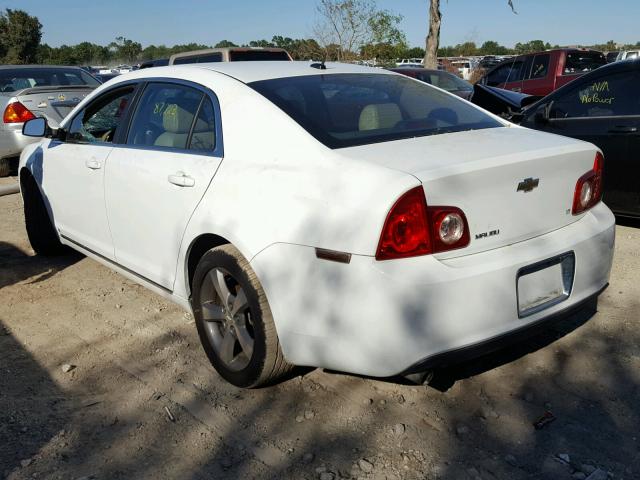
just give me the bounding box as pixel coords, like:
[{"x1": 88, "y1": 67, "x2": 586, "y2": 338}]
[
  {"x1": 529, "y1": 54, "x2": 550, "y2": 79},
  {"x1": 67, "y1": 87, "x2": 135, "y2": 143},
  {"x1": 549, "y1": 71, "x2": 638, "y2": 119},
  {"x1": 127, "y1": 83, "x2": 215, "y2": 151},
  {"x1": 250, "y1": 73, "x2": 502, "y2": 149}
]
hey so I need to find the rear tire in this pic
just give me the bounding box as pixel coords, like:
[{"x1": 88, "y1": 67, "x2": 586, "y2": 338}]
[
  {"x1": 192, "y1": 244, "x2": 293, "y2": 388},
  {"x1": 21, "y1": 172, "x2": 66, "y2": 256},
  {"x1": 0, "y1": 158, "x2": 10, "y2": 177}
]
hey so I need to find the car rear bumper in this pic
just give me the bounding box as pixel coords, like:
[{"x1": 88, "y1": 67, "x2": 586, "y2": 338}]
[
  {"x1": 0, "y1": 123, "x2": 38, "y2": 160},
  {"x1": 250, "y1": 202, "x2": 615, "y2": 377}
]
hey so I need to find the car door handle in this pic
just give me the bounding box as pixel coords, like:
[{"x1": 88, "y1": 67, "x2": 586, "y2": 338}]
[
  {"x1": 512, "y1": 88, "x2": 521, "y2": 92},
  {"x1": 85, "y1": 159, "x2": 102, "y2": 170},
  {"x1": 168, "y1": 172, "x2": 195, "y2": 187},
  {"x1": 608, "y1": 126, "x2": 637, "y2": 134}
]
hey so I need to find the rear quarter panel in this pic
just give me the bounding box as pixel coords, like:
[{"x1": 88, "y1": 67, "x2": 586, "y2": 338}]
[{"x1": 173, "y1": 75, "x2": 418, "y2": 299}]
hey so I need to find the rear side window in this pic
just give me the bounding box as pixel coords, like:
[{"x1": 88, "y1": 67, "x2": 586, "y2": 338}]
[
  {"x1": 127, "y1": 83, "x2": 215, "y2": 151},
  {"x1": 485, "y1": 62, "x2": 513, "y2": 86},
  {"x1": 250, "y1": 73, "x2": 502, "y2": 149},
  {"x1": 563, "y1": 52, "x2": 606, "y2": 75},
  {"x1": 506, "y1": 59, "x2": 526, "y2": 82},
  {"x1": 229, "y1": 50, "x2": 290, "y2": 61},
  {"x1": 173, "y1": 53, "x2": 223, "y2": 65},
  {"x1": 529, "y1": 54, "x2": 550, "y2": 79},
  {"x1": 626, "y1": 51, "x2": 638, "y2": 59}
]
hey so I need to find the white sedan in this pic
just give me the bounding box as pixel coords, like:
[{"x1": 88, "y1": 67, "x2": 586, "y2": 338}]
[{"x1": 18, "y1": 62, "x2": 615, "y2": 388}]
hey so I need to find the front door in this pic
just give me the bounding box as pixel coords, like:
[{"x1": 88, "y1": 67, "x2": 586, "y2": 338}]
[
  {"x1": 105, "y1": 82, "x2": 223, "y2": 289},
  {"x1": 42, "y1": 84, "x2": 137, "y2": 258}
]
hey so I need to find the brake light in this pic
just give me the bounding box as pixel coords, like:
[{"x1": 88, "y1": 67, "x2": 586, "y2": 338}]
[
  {"x1": 376, "y1": 187, "x2": 470, "y2": 260},
  {"x1": 572, "y1": 152, "x2": 604, "y2": 215},
  {"x1": 3, "y1": 101, "x2": 36, "y2": 124}
]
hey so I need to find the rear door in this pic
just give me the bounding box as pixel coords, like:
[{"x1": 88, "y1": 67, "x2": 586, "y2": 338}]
[
  {"x1": 523, "y1": 69, "x2": 640, "y2": 215},
  {"x1": 43, "y1": 84, "x2": 137, "y2": 258},
  {"x1": 105, "y1": 81, "x2": 223, "y2": 290}
]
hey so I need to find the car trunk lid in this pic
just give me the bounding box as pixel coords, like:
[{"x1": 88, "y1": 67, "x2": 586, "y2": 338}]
[
  {"x1": 338, "y1": 126, "x2": 598, "y2": 258},
  {"x1": 13, "y1": 86, "x2": 95, "y2": 123}
]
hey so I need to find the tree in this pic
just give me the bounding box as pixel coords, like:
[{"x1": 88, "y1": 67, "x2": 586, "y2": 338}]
[
  {"x1": 214, "y1": 40, "x2": 237, "y2": 48},
  {"x1": 0, "y1": 9, "x2": 42, "y2": 64},
  {"x1": 109, "y1": 36, "x2": 142, "y2": 63},
  {"x1": 314, "y1": 0, "x2": 404, "y2": 61},
  {"x1": 424, "y1": 1, "x2": 516, "y2": 68}
]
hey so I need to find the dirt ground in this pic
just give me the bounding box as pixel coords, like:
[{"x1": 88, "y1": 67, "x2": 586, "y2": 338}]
[{"x1": 1, "y1": 174, "x2": 639, "y2": 480}]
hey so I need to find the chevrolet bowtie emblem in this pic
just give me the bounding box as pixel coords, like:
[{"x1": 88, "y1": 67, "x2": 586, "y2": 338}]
[{"x1": 517, "y1": 177, "x2": 540, "y2": 193}]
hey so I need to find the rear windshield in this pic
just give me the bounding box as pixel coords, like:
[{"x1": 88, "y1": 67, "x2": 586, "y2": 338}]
[
  {"x1": 229, "y1": 50, "x2": 290, "y2": 61},
  {"x1": 249, "y1": 73, "x2": 501, "y2": 149},
  {"x1": 563, "y1": 51, "x2": 606, "y2": 75},
  {"x1": 0, "y1": 68, "x2": 99, "y2": 92},
  {"x1": 414, "y1": 71, "x2": 473, "y2": 92}
]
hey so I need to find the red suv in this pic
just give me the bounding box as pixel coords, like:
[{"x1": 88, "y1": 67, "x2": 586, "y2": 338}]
[{"x1": 478, "y1": 49, "x2": 606, "y2": 96}]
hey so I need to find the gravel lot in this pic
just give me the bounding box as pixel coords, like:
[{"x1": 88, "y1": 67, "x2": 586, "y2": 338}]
[{"x1": 1, "y1": 175, "x2": 639, "y2": 480}]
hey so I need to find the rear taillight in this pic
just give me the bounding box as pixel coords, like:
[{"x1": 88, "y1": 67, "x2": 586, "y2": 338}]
[
  {"x1": 376, "y1": 187, "x2": 470, "y2": 260},
  {"x1": 3, "y1": 101, "x2": 36, "y2": 124},
  {"x1": 572, "y1": 152, "x2": 604, "y2": 215}
]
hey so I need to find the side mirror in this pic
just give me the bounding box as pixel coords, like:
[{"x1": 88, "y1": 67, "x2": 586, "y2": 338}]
[
  {"x1": 534, "y1": 103, "x2": 552, "y2": 125},
  {"x1": 22, "y1": 117, "x2": 48, "y2": 137}
]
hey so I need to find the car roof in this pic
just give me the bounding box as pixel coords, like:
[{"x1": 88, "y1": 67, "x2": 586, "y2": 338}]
[
  {"x1": 0, "y1": 64, "x2": 84, "y2": 70},
  {"x1": 136, "y1": 61, "x2": 392, "y2": 84}
]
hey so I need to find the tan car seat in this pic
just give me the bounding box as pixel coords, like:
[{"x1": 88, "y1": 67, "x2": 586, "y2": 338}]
[
  {"x1": 155, "y1": 103, "x2": 215, "y2": 150},
  {"x1": 358, "y1": 103, "x2": 402, "y2": 131}
]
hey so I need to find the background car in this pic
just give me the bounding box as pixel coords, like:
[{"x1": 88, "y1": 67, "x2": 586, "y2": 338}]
[
  {"x1": 471, "y1": 83, "x2": 540, "y2": 117},
  {"x1": 19, "y1": 62, "x2": 614, "y2": 388},
  {"x1": 615, "y1": 50, "x2": 639, "y2": 62},
  {"x1": 168, "y1": 47, "x2": 292, "y2": 65},
  {"x1": 520, "y1": 59, "x2": 640, "y2": 217},
  {"x1": 0, "y1": 65, "x2": 100, "y2": 176},
  {"x1": 139, "y1": 58, "x2": 169, "y2": 69},
  {"x1": 390, "y1": 67, "x2": 474, "y2": 100},
  {"x1": 95, "y1": 72, "x2": 120, "y2": 83},
  {"x1": 478, "y1": 48, "x2": 607, "y2": 96}
]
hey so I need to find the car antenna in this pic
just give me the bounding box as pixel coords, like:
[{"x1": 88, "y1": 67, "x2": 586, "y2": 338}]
[{"x1": 310, "y1": 53, "x2": 327, "y2": 70}]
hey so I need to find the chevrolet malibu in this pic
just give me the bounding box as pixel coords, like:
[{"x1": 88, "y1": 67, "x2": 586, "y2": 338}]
[{"x1": 18, "y1": 62, "x2": 615, "y2": 388}]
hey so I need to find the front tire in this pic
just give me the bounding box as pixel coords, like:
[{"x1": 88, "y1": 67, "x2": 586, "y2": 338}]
[
  {"x1": 192, "y1": 245, "x2": 293, "y2": 388},
  {"x1": 21, "y1": 172, "x2": 66, "y2": 256}
]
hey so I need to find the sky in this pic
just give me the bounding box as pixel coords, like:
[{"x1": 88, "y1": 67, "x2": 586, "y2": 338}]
[{"x1": 0, "y1": 0, "x2": 637, "y2": 49}]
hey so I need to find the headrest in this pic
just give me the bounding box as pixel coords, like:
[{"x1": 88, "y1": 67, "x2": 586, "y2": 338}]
[
  {"x1": 359, "y1": 103, "x2": 402, "y2": 131},
  {"x1": 163, "y1": 104, "x2": 194, "y2": 134},
  {"x1": 162, "y1": 103, "x2": 212, "y2": 134}
]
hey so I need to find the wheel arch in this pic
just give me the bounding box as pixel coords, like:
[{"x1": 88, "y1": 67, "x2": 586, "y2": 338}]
[{"x1": 185, "y1": 233, "x2": 231, "y2": 297}]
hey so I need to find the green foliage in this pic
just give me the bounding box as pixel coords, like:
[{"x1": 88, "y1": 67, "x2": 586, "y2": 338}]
[
  {"x1": 0, "y1": 9, "x2": 42, "y2": 64},
  {"x1": 314, "y1": 0, "x2": 405, "y2": 60},
  {"x1": 109, "y1": 36, "x2": 142, "y2": 63},
  {"x1": 214, "y1": 40, "x2": 238, "y2": 48}
]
